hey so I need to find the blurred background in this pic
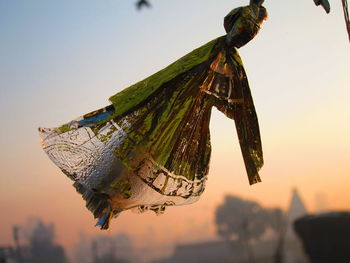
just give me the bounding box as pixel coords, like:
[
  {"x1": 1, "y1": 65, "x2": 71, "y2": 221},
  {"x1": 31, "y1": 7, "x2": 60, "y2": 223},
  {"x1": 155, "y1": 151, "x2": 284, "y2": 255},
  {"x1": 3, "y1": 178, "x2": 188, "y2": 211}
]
[{"x1": 0, "y1": 0, "x2": 349, "y2": 262}]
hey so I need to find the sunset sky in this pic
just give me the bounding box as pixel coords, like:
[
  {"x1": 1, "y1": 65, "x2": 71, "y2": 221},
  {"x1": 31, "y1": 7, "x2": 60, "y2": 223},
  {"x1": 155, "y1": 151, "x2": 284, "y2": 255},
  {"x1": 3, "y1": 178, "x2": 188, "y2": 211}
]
[{"x1": 0, "y1": 0, "x2": 349, "y2": 261}]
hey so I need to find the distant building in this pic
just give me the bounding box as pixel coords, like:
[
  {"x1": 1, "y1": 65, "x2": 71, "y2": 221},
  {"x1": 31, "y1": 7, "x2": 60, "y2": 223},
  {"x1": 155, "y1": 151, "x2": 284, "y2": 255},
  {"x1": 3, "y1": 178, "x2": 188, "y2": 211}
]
[
  {"x1": 91, "y1": 234, "x2": 133, "y2": 263},
  {"x1": 0, "y1": 239, "x2": 68, "y2": 263},
  {"x1": 295, "y1": 212, "x2": 350, "y2": 263},
  {"x1": 153, "y1": 188, "x2": 309, "y2": 263},
  {"x1": 1, "y1": 220, "x2": 69, "y2": 263},
  {"x1": 152, "y1": 240, "x2": 233, "y2": 263},
  {"x1": 0, "y1": 246, "x2": 15, "y2": 263},
  {"x1": 283, "y1": 188, "x2": 309, "y2": 263},
  {"x1": 152, "y1": 239, "x2": 281, "y2": 263}
]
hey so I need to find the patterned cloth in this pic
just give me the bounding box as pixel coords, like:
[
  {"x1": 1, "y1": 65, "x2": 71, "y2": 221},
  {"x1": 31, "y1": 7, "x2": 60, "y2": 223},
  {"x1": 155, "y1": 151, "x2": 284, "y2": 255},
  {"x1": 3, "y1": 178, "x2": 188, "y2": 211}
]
[{"x1": 39, "y1": 4, "x2": 266, "y2": 229}]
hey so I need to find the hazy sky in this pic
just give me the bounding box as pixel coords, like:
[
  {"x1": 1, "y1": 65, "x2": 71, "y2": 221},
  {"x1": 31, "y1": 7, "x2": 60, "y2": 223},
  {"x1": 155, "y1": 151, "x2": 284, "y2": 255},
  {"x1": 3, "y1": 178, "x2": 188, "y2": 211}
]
[{"x1": 0, "y1": 0, "x2": 349, "y2": 260}]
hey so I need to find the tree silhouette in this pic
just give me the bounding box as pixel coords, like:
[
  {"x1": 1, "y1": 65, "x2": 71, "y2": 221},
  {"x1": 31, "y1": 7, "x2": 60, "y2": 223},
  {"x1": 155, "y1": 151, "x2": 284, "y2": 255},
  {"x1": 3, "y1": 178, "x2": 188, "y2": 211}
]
[{"x1": 215, "y1": 195, "x2": 283, "y2": 262}]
